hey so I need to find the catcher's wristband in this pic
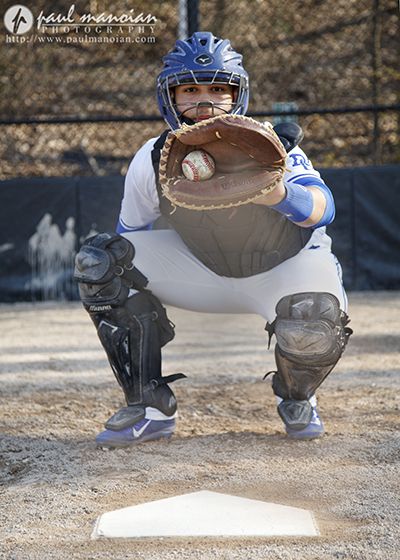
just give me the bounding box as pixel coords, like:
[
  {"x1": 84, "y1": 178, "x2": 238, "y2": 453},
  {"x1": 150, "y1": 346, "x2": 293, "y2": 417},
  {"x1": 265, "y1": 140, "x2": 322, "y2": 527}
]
[{"x1": 271, "y1": 182, "x2": 314, "y2": 223}]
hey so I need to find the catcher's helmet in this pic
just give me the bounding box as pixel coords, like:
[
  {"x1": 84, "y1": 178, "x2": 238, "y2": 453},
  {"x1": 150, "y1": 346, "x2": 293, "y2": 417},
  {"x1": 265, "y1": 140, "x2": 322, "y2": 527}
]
[{"x1": 157, "y1": 31, "x2": 249, "y2": 129}]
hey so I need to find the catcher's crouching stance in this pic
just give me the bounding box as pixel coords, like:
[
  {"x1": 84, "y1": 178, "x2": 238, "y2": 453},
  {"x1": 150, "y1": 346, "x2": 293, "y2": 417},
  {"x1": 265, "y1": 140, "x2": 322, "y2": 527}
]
[{"x1": 75, "y1": 31, "x2": 352, "y2": 448}]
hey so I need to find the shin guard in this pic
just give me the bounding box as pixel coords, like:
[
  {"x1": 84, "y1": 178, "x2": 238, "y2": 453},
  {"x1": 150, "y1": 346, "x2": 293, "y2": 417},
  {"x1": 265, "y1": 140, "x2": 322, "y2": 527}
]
[
  {"x1": 74, "y1": 233, "x2": 185, "y2": 430},
  {"x1": 266, "y1": 292, "x2": 352, "y2": 429}
]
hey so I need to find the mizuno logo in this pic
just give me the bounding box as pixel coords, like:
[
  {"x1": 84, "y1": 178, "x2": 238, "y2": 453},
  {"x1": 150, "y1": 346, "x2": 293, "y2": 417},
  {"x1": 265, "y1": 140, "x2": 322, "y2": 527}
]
[
  {"x1": 194, "y1": 54, "x2": 213, "y2": 65},
  {"x1": 132, "y1": 420, "x2": 151, "y2": 438}
]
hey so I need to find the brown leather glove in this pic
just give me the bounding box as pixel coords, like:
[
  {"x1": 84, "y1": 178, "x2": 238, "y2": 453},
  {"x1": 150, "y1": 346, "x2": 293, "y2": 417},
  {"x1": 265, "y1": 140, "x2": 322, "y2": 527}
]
[{"x1": 159, "y1": 114, "x2": 287, "y2": 211}]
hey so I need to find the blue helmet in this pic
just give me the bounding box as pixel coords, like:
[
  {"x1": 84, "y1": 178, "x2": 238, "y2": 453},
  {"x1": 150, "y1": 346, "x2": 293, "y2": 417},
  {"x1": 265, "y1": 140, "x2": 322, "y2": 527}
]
[{"x1": 157, "y1": 31, "x2": 249, "y2": 129}]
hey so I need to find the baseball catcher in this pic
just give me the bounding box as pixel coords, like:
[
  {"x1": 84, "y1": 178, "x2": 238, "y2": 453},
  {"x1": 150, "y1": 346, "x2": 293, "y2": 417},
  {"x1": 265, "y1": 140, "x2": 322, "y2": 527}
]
[{"x1": 74, "y1": 32, "x2": 352, "y2": 448}]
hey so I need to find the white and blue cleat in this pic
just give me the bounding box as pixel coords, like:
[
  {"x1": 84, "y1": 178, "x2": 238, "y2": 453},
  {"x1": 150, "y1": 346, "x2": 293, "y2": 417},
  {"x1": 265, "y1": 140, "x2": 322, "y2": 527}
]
[
  {"x1": 285, "y1": 405, "x2": 324, "y2": 440},
  {"x1": 96, "y1": 407, "x2": 176, "y2": 449},
  {"x1": 276, "y1": 394, "x2": 325, "y2": 440}
]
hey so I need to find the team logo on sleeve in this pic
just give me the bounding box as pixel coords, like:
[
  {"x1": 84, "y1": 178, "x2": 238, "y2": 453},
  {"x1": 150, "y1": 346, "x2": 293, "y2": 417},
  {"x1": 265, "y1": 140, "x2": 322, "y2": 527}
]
[{"x1": 289, "y1": 153, "x2": 312, "y2": 170}]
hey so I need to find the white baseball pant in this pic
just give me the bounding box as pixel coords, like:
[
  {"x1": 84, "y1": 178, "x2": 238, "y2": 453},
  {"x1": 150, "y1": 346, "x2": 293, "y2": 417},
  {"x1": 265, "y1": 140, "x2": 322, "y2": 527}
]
[{"x1": 122, "y1": 227, "x2": 347, "y2": 322}]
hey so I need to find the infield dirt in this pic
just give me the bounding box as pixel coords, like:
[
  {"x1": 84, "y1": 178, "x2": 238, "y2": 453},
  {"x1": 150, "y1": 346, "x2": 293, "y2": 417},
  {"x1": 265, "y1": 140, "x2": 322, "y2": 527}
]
[{"x1": 0, "y1": 292, "x2": 399, "y2": 559}]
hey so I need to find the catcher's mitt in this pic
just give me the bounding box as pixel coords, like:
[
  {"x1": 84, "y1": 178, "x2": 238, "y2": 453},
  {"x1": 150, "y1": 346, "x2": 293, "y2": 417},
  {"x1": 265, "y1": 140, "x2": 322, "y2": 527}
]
[{"x1": 159, "y1": 114, "x2": 287, "y2": 211}]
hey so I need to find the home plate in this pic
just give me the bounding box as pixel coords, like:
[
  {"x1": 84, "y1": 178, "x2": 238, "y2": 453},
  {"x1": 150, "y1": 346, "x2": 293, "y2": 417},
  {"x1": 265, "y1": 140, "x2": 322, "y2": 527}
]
[{"x1": 92, "y1": 491, "x2": 319, "y2": 538}]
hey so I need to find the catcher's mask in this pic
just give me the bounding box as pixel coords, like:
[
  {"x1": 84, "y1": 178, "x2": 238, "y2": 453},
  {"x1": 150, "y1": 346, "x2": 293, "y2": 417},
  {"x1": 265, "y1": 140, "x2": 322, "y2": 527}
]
[{"x1": 157, "y1": 31, "x2": 249, "y2": 130}]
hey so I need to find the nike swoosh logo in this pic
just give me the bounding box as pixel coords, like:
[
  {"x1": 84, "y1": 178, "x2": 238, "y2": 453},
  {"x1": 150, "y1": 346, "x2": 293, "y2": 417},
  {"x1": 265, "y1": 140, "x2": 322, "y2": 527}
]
[{"x1": 132, "y1": 420, "x2": 151, "y2": 438}]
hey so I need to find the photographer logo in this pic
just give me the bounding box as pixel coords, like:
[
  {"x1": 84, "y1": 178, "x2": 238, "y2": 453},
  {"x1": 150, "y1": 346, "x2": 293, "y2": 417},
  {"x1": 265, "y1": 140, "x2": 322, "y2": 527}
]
[{"x1": 4, "y1": 4, "x2": 33, "y2": 34}]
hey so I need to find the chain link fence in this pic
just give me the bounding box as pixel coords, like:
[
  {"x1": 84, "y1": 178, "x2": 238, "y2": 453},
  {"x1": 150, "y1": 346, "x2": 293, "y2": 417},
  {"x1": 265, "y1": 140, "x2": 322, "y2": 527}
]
[{"x1": 1, "y1": 0, "x2": 398, "y2": 178}]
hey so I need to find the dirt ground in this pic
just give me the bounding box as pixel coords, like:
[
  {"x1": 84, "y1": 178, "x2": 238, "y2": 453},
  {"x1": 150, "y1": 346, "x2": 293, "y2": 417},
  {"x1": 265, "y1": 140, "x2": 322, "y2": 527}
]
[{"x1": 0, "y1": 292, "x2": 399, "y2": 559}]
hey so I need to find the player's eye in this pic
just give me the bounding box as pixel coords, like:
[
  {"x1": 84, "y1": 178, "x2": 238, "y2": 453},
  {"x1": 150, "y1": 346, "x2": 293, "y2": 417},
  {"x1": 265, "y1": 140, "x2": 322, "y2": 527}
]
[
  {"x1": 183, "y1": 86, "x2": 197, "y2": 93},
  {"x1": 211, "y1": 85, "x2": 228, "y2": 93}
]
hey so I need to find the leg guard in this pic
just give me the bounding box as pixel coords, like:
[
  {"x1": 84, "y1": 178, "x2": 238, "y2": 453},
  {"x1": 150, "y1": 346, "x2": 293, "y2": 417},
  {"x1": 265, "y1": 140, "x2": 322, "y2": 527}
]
[
  {"x1": 265, "y1": 292, "x2": 352, "y2": 430},
  {"x1": 74, "y1": 233, "x2": 184, "y2": 430}
]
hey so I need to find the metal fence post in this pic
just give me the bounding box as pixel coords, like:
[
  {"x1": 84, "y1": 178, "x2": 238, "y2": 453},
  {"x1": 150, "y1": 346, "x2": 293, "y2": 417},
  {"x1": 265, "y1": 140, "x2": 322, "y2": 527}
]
[
  {"x1": 372, "y1": 0, "x2": 383, "y2": 164},
  {"x1": 188, "y1": 0, "x2": 199, "y2": 35}
]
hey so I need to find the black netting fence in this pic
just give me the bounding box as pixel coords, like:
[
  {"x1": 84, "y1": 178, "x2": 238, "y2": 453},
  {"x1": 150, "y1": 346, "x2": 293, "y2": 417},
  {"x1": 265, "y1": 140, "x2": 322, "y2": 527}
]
[{"x1": 1, "y1": 0, "x2": 399, "y2": 178}]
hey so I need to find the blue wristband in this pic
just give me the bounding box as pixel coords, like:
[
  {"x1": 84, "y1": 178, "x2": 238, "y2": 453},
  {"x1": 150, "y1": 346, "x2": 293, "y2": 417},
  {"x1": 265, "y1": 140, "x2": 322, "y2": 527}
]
[{"x1": 271, "y1": 182, "x2": 314, "y2": 223}]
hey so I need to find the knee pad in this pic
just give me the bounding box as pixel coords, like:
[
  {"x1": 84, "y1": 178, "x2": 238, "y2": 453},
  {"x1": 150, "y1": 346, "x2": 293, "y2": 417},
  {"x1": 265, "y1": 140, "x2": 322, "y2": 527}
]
[
  {"x1": 273, "y1": 292, "x2": 351, "y2": 367},
  {"x1": 74, "y1": 232, "x2": 148, "y2": 308}
]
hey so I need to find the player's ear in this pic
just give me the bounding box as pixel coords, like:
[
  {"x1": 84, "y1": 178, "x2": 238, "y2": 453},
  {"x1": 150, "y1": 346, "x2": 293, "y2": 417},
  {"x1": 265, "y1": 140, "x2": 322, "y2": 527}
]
[{"x1": 232, "y1": 86, "x2": 238, "y2": 101}]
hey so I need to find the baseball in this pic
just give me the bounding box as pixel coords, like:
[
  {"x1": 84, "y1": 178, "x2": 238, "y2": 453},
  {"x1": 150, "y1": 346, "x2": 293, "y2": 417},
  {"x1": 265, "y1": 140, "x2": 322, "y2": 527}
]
[{"x1": 182, "y1": 150, "x2": 215, "y2": 181}]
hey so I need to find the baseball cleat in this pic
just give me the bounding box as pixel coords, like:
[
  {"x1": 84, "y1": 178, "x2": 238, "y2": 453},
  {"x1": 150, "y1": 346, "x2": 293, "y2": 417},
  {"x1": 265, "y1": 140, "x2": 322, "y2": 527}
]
[
  {"x1": 96, "y1": 410, "x2": 176, "y2": 449},
  {"x1": 285, "y1": 406, "x2": 324, "y2": 440}
]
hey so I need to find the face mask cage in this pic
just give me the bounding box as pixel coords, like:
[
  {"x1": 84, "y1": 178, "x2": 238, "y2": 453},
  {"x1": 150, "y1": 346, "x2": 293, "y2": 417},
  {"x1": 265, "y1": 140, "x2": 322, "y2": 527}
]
[{"x1": 157, "y1": 69, "x2": 249, "y2": 129}]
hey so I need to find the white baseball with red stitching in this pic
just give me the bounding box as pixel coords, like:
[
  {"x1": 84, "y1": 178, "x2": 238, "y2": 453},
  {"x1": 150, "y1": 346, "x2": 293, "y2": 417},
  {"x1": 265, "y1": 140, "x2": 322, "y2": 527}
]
[{"x1": 182, "y1": 150, "x2": 215, "y2": 182}]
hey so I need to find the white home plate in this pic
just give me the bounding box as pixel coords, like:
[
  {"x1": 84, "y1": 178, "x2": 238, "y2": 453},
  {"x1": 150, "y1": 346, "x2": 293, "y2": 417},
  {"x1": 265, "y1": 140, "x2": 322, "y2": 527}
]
[{"x1": 92, "y1": 491, "x2": 319, "y2": 538}]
